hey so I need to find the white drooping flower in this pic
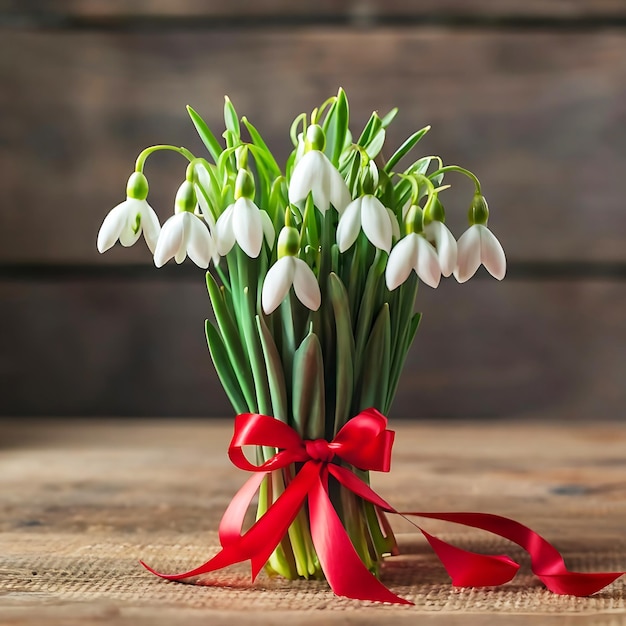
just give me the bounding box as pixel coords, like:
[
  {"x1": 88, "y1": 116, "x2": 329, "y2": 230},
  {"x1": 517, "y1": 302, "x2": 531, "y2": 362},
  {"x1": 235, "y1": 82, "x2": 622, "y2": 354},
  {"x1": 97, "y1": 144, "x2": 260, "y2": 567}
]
[
  {"x1": 385, "y1": 233, "x2": 442, "y2": 290},
  {"x1": 97, "y1": 172, "x2": 160, "y2": 254},
  {"x1": 153, "y1": 181, "x2": 216, "y2": 269},
  {"x1": 454, "y1": 224, "x2": 506, "y2": 283},
  {"x1": 424, "y1": 220, "x2": 458, "y2": 278},
  {"x1": 261, "y1": 256, "x2": 322, "y2": 315},
  {"x1": 154, "y1": 212, "x2": 216, "y2": 269},
  {"x1": 288, "y1": 125, "x2": 351, "y2": 214},
  {"x1": 215, "y1": 169, "x2": 275, "y2": 258},
  {"x1": 261, "y1": 226, "x2": 321, "y2": 315},
  {"x1": 336, "y1": 195, "x2": 393, "y2": 253},
  {"x1": 215, "y1": 198, "x2": 274, "y2": 258}
]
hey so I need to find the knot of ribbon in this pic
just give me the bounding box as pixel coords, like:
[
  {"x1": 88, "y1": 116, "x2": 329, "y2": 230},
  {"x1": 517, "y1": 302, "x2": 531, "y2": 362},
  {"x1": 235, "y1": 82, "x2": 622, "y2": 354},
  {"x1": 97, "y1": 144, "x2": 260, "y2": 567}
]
[{"x1": 142, "y1": 409, "x2": 624, "y2": 605}]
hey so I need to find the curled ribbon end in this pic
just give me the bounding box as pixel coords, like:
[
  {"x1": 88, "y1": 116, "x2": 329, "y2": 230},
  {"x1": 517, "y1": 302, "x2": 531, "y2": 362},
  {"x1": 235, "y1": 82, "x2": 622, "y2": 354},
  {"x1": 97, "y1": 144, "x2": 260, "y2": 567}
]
[{"x1": 539, "y1": 572, "x2": 624, "y2": 597}]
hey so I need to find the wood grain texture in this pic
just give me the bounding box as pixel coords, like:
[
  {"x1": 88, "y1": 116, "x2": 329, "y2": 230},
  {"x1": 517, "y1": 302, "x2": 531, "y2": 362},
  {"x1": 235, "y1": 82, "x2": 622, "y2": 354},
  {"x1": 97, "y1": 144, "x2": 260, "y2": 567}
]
[
  {"x1": 0, "y1": 418, "x2": 624, "y2": 625},
  {"x1": 3, "y1": 276, "x2": 626, "y2": 419},
  {"x1": 4, "y1": 0, "x2": 626, "y2": 19},
  {"x1": 2, "y1": 29, "x2": 626, "y2": 264}
]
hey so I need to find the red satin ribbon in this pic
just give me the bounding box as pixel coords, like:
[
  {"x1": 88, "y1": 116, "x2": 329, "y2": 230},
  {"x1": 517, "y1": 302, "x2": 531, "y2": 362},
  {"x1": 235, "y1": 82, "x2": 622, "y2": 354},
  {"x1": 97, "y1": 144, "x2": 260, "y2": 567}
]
[{"x1": 142, "y1": 410, "x2": 624, "y2": 604}]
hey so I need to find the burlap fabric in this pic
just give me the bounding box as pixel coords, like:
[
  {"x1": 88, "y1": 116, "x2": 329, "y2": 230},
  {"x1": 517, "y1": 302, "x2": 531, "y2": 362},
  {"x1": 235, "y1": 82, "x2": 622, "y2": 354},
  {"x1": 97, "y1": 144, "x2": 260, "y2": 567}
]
[{"x1": 1, "y1": 419, "x2": 624, "y2": 625}]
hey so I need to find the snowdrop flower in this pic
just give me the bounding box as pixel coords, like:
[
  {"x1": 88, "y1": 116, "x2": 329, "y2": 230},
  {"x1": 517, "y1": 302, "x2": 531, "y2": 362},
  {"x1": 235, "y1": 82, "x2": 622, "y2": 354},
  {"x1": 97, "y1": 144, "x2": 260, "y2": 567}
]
[
  {"x1": 153, "y1": 181, "x2": 215, "y2": 269},
  {"x1": 261, "y1": 227, "x2": 321, "y2": 315},
  {"x1": 454, "y1": 194, "x2": 506, "y2": 283},
  {"x1": 288, "y1": 125, "x2": 351, "y2": 214},
  {"x1": 336, "y1": 195, "x2": 393, "y2": 253},
  {"x1": 215, "y1": 170, "x2": 274, "y2": 258},
  {"x1": 385, "y1": 204, "x2": 441, "y2": 290},
  {"x1": 97, "y1": 172, "x2": 160, "y2": 254},
  {"x1": 454, "y1": 224, "x2": 506, "y2": 283},
  {"x1": 386, "y1": 233, "x2": 441, "y2": 290}
]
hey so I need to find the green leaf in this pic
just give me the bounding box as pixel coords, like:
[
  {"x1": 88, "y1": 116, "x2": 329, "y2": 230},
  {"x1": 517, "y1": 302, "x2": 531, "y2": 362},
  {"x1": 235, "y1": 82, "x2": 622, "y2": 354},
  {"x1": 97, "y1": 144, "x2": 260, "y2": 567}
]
[
  {"x1": 408, "y1": 156, "x2": 434, "y2": 176},
  {"x1": 236, "y1": 252, "x2": 271, "y2": 414},
  {"x1": 242, "y1": 117, "x2": 281, "y2": 178},
  {"x1": 323, "y1": 87, "x2": 349, "y2": 167},
  {"x1": 365, "y1": 127, "x2": 386, "y2": 160},
  {"x1": 386, "y1": 311, "x2": 421, "y2": 413},
  {"x1": 292, "y1": 331, "x2": 325, "y2": 439},
  {"x1": 187, "y1": 105, "x2": 223, "y2": 163},
  {"x1": 384, "y1": 126, "x2": 431, "y2": 173},
  {"x1": 356, "y1": 112, "x2": 382, "y2": 148},
  {"x1": 256, "y1": 315, "x2": 289, "y2": 422},
  {"x1": 303, "y1": 193, "x2": 319, "y2": 251},
  {"x1": 206, "y1": 270, "x2": 256, "y2": 410},
  {"x1": 328, "y1": 273, "x2": 355, "y2": 434},
  {"x1": 224, "y1": 96, "x2": 240, "y2": 139},
  {"x1": 205, "y1": 320, "x2": 248, "y2": 414},
  {"x1": 380, "y1": 107, "x2": 399, "y2": 128},
  {"x1": 358, "y1": 304, "x2": 391, "y2": 412},
  {"x1": 354, "y1": 249, "x2": 386, "y2": 370}
]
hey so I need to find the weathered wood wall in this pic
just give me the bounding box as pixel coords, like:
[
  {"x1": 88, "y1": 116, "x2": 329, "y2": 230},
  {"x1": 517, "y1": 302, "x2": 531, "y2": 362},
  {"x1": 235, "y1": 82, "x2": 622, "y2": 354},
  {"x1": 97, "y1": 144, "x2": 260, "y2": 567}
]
[{"x1": 2, "y1": 2, "x2": 626, "y2": 418}]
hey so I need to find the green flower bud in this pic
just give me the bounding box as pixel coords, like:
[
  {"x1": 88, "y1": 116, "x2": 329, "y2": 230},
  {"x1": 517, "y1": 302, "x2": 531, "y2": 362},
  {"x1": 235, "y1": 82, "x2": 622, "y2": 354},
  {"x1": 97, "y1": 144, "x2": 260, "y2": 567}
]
[
  {"x1": 234, "y1": 169, "x2": 255, "y2": 200},
  {"x1": 405, "y1": 204, "x2": 424, "y2": 234},
  {"x1": 468, "y1": 193, "x2": 489, "y2": 225},
  {"x1": 175, "y1": 180, "x2": 197, "y2": 213},
  {"x1": 277, "y1": 226, "x2": 300, "y2": 257},
  {"x1": 361, "y1": 160, "x2": 379, "y2": 195},
  {"x1": 126, "y1": 172, "x2": 149, "y2": 200},
  {"x1": 235, "y1": 145, "x2": 249, "y2": 170},
  {"x1": 423, "y1": 194, "x2": 446, "y2": 225},
  {"x1": 305, "y1": 124, "x2": 325, "y2": 152}
]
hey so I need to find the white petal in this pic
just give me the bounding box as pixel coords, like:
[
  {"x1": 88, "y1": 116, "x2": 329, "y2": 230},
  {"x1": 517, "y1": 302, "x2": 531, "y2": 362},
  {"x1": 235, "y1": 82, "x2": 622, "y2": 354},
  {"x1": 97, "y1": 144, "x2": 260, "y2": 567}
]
[
  {"x1": 185, "y1": 213, "x2": 212, "y2": 269},
  {"x1": 260, "y1": 210, "x2": 276, "y2": 248},
  {"x1": 292, "y1": 258, "x2": 321, "y2": 311},
  {"x1": 414, "y1": 236, "x2": 441, "y2": 288},
  {"x1": 478, "y1": 225, "x2": 507, "y2": 280},
  {"x1": 385, "y1": 234, "x2": 418, "y2": 291},
  {"x1": 326, "y1": 160, "x2": 351, "y2": 214},
  {"x1": 425, "y1": 221, "x2": 457, "y2": 277},
  {"x1": 97, "y1": 201, "x2": 129, "y2": 253},
  {"x1": 262, "y1": 257, "x2": 296, "y2": 315},
  {"x1": 387, "y1": 208, "x2": 401, "y2": 240},
  {"x1": 336, "y1": 197, "x2": 362, "y2": 253},
  {"x1": 139, "y1": 201, "x2": 161, "y2": 254},
  {"x1": 195, "y1": 162, "x2": 212, "y2": 191},
  {"x1": 215, "y1": 204, "x2": 236, "y2": 256},
  {"x1": 288, "y1": 151, "x2": 319, "y2": 206},
  {"x1": 154, "y1": 214, "x2": 184, "y2": 268},
  {"x1": 233, "y1": 198, "x2": 263, "y2": 258},
  {"x1": 454, "y1": 225, "x2": 482, "y2": 283},
  {"x1": 361, "y1": 195, "x2": 392, "y2": 253}
]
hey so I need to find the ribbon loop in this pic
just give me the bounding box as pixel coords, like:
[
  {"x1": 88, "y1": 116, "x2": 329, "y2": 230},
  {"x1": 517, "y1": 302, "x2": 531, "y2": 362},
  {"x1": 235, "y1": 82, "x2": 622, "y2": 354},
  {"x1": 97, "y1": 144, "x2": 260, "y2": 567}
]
[{"x1": 142, "y1": 409, "x2": 624, "y2": 605}]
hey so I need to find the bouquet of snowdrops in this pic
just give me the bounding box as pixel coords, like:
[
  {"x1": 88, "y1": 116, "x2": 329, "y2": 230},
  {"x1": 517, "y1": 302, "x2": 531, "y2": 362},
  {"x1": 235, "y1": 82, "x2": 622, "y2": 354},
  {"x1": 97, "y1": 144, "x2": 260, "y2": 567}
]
[{"x1": 97, "y1": 89, "x2": 505, "y2": 581}]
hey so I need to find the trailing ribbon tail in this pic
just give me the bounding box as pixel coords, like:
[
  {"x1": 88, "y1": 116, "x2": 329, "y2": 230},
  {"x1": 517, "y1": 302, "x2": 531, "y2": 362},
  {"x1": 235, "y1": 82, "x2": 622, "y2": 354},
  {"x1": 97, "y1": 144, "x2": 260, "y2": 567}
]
[{"x1": 414, "y1": 512, "x2": 624, "y2": 596}]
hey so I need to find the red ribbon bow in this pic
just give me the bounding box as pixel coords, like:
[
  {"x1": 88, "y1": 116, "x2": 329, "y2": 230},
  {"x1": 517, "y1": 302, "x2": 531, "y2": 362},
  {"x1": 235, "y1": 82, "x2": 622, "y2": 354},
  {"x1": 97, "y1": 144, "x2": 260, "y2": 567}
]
[{"x1": 142, "y1": 409, "x2": 624, "y2": 604}]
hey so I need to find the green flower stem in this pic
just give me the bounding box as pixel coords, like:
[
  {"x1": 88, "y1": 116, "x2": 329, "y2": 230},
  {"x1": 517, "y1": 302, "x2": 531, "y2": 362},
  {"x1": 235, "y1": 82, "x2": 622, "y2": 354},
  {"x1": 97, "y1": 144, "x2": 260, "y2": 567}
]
[
  {"x1": 134, "y1": 144, "x2": 195, "y2": 172},
  {"x1": 429, "y1": 165, "x2": 482, "y2": 193},
  {"x1": 256, "y1": 473, "x2": 298, "y2": 579},
  {"x1": 236, "y1": 250, "x2": 272, "y2": 415}
]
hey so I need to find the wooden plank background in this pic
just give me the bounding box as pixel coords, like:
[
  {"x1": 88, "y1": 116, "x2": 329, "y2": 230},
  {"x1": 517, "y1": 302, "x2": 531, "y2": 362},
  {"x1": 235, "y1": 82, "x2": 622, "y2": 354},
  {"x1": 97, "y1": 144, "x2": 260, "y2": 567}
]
[{"x1": 2, "y1": 2, "x2": 626, "y2": 418}]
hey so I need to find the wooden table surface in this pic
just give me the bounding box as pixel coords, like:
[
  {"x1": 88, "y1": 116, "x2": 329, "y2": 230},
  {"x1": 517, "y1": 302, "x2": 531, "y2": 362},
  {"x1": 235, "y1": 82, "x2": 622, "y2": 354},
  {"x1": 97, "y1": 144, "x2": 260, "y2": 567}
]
[{"x1": 1, "y1": 419, "x2": 625, "y2": 625}]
